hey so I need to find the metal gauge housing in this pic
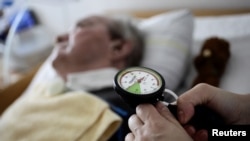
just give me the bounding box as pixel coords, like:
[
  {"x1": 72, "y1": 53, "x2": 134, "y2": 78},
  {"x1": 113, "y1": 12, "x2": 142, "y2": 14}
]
[{"x1": 114, "y1": 67, "x2": 165, "y2": 108}]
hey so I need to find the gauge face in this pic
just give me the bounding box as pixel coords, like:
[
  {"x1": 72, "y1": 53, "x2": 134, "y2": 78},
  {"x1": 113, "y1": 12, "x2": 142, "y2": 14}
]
[{"x1": 117, "y1": 67, "x2": 163, "y2": 95}]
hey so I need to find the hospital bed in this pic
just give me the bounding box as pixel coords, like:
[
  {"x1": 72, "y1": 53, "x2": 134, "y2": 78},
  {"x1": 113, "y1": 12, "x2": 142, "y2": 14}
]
[
  {"x1": 0, "y1": 9, "x2": 250, "y2": 113},
  {"x1": 0, "y1": 7, "x2": 250, "y2": 130}
]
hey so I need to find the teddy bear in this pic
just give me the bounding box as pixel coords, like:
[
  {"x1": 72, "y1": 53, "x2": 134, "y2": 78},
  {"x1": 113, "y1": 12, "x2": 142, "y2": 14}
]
[{"x1": 191, "y1": 37, "x2": 231, "y2": 87}]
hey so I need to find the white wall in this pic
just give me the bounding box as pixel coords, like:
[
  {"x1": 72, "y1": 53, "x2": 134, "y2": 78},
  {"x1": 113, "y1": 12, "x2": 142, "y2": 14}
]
[
  {"x1": 80, "y1": 0, "x2": 250, "y2": 11},
  {"x1": 27, "y1": 0, "x2": 250, "y2": 35}
]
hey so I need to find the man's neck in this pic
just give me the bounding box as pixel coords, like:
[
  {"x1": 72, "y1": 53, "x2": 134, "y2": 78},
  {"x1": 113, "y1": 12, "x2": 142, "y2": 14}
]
[{"x1": 66, "y1": 67, "x2": 118, "y2": 91}]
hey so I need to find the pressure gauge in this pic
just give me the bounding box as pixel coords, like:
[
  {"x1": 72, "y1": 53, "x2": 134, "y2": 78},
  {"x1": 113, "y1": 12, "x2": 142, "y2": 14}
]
[
  {"x1": 114, "y1": 67, "x2": 166, "y2": 108},
  {"x1": 114, "y1": 67, "x2": 225, "y2": 130}
]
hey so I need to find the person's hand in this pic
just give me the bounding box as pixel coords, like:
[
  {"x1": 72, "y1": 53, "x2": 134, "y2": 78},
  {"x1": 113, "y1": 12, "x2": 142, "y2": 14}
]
[
  {"x1": 125, "y1": 102, "x2": 193, "y2": 141},
  {"x1": 177, "y1": 83, "x2": 250, "y2": 141}
]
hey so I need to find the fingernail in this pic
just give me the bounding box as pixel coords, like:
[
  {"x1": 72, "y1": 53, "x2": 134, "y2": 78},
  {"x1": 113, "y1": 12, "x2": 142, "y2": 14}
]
[{"x1": 178, "y1": 110, "x2": 185, "y2": 123}]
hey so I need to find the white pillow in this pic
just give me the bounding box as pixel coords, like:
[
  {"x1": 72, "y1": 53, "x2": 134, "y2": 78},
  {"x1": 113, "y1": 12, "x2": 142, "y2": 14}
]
[
  {"x1": 183, "y1": 13, "x2": 250, "y2": 94},
  {"x1": 137, "y1": 9, "x2": 194, "y2": 91}
]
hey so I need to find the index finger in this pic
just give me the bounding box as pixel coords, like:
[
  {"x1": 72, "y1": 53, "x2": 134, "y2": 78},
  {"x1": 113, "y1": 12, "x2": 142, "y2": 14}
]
[{"x1": 135, "y1": 104, "x2": 165, "y2": 123}]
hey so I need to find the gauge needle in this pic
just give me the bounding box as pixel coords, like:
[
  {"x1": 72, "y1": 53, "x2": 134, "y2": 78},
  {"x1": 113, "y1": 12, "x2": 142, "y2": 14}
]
[{"x1": 137, "y1": 77, "x2": 145, "y2": 83}]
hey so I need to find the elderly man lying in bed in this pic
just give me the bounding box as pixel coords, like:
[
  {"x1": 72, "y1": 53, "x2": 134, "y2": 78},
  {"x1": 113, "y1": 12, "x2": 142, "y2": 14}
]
[{"x1": 0, "y1": 15, "x2": 144, "y2": 141}]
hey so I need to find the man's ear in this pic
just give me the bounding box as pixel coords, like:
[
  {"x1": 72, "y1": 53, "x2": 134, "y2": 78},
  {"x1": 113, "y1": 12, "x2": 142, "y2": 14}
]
[{"x1": 110, "y1": 40, "x2": 133, "y2": 61}]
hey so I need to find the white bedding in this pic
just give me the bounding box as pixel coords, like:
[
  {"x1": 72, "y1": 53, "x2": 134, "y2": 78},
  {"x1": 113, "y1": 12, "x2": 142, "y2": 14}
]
[
  {"x1": 4, "y1": 10, "x2": 250, "y2": 95},
  {"x1": 181, "y1": 13, "x2": 250, "y2": 94},
  {"x1": 194, "y1": 13, "x2": 250, "y2": 40},
  {"x1": 132, "y1": 10, "x2": 250, "y2": 94}
]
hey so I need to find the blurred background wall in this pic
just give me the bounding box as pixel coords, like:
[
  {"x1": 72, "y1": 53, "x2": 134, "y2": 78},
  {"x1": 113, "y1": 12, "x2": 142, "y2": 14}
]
[{"x1": 26, "y1": 0, "x2": 250, "y2": 35}]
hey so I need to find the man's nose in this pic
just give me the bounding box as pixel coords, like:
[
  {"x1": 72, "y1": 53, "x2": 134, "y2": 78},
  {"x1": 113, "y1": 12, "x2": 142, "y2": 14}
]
[{"x1": 56, "y1": 34, "x2": 69, "y2": 43}]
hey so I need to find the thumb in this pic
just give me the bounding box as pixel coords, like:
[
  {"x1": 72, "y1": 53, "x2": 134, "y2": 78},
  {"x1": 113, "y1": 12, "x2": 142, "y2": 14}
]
[
  {"x1": 155, "y1": 102, "x2": 179, "y2": 124},
  {"x1": 177, "y1": 84, "x2": 217, "y2": 124}
]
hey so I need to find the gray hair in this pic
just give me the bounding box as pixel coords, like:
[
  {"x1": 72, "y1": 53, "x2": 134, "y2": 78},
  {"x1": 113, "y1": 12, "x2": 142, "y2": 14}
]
[{"x1": 107, "y1": 15, "x2": 145, "y2": 67}]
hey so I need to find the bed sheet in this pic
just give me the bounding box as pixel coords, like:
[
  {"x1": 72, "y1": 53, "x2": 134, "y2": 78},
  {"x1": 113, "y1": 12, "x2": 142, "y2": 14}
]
[{"x1": 180, "y1": 12, "x2": 250, "y2": 94}]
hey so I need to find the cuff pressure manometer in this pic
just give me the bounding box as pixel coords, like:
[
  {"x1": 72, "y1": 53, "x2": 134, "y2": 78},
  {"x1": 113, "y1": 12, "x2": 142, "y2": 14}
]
[
  {"x1": 114, "y1": 67, "x2": 224, "y2": 130},
  {"x1": 113, "y1": 66, "x2": 177, "y2": 108}
]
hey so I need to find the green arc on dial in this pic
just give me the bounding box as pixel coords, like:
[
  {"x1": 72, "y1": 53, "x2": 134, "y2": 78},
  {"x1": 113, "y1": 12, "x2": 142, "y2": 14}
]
[{"x1": 126, "y1": 82, "x2": 141, "y2": 94}]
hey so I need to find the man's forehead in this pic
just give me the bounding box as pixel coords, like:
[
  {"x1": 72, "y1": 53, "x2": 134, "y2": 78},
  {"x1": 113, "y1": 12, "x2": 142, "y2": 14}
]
[{"x1": 78, "y1": 15, "x2": 111, "y2": 23}]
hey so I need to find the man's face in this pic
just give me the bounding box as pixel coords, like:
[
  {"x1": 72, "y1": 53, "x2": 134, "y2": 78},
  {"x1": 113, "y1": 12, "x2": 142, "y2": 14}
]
[{"x1": 56, "y1": 16, "x2": 114, "y2": 65}]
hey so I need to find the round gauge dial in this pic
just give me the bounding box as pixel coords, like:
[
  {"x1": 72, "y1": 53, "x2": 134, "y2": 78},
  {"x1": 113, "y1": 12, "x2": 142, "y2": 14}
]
[
  {"x1": 114, "y1": 67, "x2": 166, "y2": 108},
  {"x1": 116, "y1": 67, "x2": 163, "y2": 95}
]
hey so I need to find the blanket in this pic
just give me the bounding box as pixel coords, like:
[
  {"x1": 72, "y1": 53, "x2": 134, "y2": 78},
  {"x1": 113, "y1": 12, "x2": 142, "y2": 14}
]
[{"x1": 0, "y1": 90, "x2": 121, "y2": 141}]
